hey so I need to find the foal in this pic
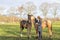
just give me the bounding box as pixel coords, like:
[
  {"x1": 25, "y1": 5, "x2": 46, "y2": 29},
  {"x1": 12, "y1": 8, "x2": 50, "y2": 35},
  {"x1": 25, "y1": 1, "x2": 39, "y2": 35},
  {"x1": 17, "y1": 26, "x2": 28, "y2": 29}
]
[{"x1": 20, "y1": 14, "x2": 32, "y2": 39}]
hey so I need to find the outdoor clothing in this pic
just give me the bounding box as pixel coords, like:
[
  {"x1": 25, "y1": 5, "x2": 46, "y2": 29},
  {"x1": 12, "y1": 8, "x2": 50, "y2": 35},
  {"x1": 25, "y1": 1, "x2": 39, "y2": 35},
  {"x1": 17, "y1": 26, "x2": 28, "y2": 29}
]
[{"x1": 37, "y1": 18, "x2": 42, "y2": 40}]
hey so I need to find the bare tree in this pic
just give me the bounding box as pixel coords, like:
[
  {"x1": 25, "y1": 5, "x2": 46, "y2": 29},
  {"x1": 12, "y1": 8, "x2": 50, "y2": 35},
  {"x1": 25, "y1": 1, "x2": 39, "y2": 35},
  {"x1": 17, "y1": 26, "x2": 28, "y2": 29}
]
[
  {"x1": 17, "y1": 5, "x2": 24, "y2": 19},
  {"x1": 7, "y1": 7, "x2": 17, "y2": 22},
  {"x1": 7, "y1": 7, "x2": 17, "y2": 16},
  {"x1": 39, "y1": 3, "x2": 50, "y2": 19},
  {"x1": 24, "y1": 2, "x2": 36, "y2": 15},
  {"x1": 53, "y1": 7, "x2": 57, "y2": 20},
  {"x1": 0, "y1": 6, "x2": 6, "y2": 15},
  {"x1": 51, "y1": 3, "x2": 60, "y2": 20}
]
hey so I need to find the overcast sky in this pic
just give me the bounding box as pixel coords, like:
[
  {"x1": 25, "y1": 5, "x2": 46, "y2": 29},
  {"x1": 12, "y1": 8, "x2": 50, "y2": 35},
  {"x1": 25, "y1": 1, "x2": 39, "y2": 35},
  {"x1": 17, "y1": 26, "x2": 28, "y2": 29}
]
[
  {"x1": 0, "y1": 0, "x2": 60, "y2": 18},
  {"x1": 0, "y1": 0, "x2": 60, "y2": 7}
]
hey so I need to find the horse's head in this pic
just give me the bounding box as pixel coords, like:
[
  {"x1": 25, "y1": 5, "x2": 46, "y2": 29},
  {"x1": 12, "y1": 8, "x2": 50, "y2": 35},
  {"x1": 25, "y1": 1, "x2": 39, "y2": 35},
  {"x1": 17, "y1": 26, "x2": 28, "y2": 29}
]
[
  {"x1": 28, "y1": 14, "x2": 32, "y2": 20},
  {"x1": 27, "y1": 14, "x2": 35, "y2": 23}
]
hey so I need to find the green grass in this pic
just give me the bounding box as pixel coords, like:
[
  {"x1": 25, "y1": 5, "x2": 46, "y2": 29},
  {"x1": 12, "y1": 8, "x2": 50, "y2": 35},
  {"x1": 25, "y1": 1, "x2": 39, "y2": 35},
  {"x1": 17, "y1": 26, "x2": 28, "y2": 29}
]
[{"x1": 0, "y1": 21, "x2": 60, "y2": 40}]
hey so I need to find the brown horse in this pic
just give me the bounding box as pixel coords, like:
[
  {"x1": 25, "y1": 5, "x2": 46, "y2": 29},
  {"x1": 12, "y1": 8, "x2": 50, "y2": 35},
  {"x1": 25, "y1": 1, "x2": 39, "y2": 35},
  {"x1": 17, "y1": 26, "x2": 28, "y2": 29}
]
[
  {"x1": 42, "y1": 19, "x2": 52, "y2": 37},
  {"x1": 20, "y1": 14, "x2": 32, "y2": 38},
  {"x1": 31, "y1": 16, "x2": 52, "y2": 37},
  {"x1": 20, "y1": 15, "x2": 52, "y2": 39}
]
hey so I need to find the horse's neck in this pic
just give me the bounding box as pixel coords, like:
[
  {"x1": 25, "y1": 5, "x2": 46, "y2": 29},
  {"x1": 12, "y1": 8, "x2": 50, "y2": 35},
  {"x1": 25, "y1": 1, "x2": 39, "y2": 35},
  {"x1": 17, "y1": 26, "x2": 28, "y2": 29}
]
[
  {"x1": 28, "y1": 15, "x2": 35, "y2": 23},
  {"x1": 28, "y1": 14, "x2": 31, "y2": 19}
]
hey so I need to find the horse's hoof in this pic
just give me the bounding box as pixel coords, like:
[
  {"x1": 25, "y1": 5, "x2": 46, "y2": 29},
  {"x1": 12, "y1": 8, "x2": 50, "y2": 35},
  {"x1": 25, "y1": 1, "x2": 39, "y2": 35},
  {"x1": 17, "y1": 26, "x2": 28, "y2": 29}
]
[
  {"x1": 27, "y1": 36, "x2": 31, "y2": 39},
  {"x1": 27, "y1": 37, "x2": 30, "y2": 40},
  {"x1": 35, "y1": 36, "x2": 38, "y2": 39},
  {"x1": 20, "y1": 34, "x2": 23, "y2": 37},
  {"x1": 48, "y1": 35, "x2": 52, "y2": 39},
  {"x1": 28, "y1": 37, "x2": 29, "y2": 39}
]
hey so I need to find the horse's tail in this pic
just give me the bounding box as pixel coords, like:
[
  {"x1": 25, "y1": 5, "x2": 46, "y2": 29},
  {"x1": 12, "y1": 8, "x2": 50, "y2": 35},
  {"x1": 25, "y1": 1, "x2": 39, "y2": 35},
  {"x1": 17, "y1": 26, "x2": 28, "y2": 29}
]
[{"x1": 49, "y1": 23, "x2": 53, "y2": 37}]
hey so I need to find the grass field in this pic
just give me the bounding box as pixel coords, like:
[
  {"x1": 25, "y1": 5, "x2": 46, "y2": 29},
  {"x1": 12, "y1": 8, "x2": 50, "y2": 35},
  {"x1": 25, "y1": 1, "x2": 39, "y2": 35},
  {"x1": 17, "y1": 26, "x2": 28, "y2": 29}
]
[{"x1": 0, "y1": 21, "x2": 60, "y2": 40}]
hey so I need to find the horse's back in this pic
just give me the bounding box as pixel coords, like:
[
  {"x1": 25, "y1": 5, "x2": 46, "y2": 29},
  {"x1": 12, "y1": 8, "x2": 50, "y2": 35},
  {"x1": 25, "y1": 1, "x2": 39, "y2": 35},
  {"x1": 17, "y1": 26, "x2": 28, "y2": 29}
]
[
  {"x1": 42, "y1": 19, "x2": 52, "y2": 29},
  {"x1": 20, "y1": 20, "x2": 28, "y2": 29}
]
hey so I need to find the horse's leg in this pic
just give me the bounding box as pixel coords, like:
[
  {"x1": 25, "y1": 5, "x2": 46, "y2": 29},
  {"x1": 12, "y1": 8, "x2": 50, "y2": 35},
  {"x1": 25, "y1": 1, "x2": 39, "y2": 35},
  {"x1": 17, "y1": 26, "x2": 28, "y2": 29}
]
[
  {"x1": 27, "y1": 25, "x2": 31, "y2": 39},
  {"x1": 34, "y1": 24, "x2": 38, "y2": 38},
  {"x1": 19, "y1": 25, "x2": 24, "y2": 40},
  {"x1": 20, "y1": 25, "x2": 24, "y2": 37},
  {"x1": 48, "y1": 24, "x2": 52, "y2": 37}
]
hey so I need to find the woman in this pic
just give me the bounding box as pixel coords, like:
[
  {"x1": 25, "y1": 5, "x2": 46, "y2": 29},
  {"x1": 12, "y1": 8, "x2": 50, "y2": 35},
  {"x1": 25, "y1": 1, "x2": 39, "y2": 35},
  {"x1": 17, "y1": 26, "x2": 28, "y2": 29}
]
[{"x1": 36, "y1": 16, "x2": 42, "y2": 40}]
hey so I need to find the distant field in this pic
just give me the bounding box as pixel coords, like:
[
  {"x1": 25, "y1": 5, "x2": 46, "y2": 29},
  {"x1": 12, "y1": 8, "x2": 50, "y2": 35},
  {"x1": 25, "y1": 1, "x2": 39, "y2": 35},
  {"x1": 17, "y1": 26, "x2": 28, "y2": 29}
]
[{"x1": 0, "y1": 21, "x2": 60, "y2": 40}]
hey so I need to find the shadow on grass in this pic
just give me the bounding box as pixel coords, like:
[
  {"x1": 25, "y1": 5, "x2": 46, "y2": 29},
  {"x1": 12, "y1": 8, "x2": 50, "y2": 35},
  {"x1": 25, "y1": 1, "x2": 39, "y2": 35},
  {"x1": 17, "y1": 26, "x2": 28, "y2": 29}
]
[
  {"x1": 0, "y1": 36, "x2": 20, "y2": 40},
  {"x1": 0, "y1": 36, "x2": 35, "y2": 40},
  {"x1": 0, "y1": 36, "x2": 60, "y2": 40},
  {"x1": 0, "y1": 25, "x2": 60, "y2": 40},
  {"x1": 42, "y1": 36, "x2": 60, "y2": 40}
]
